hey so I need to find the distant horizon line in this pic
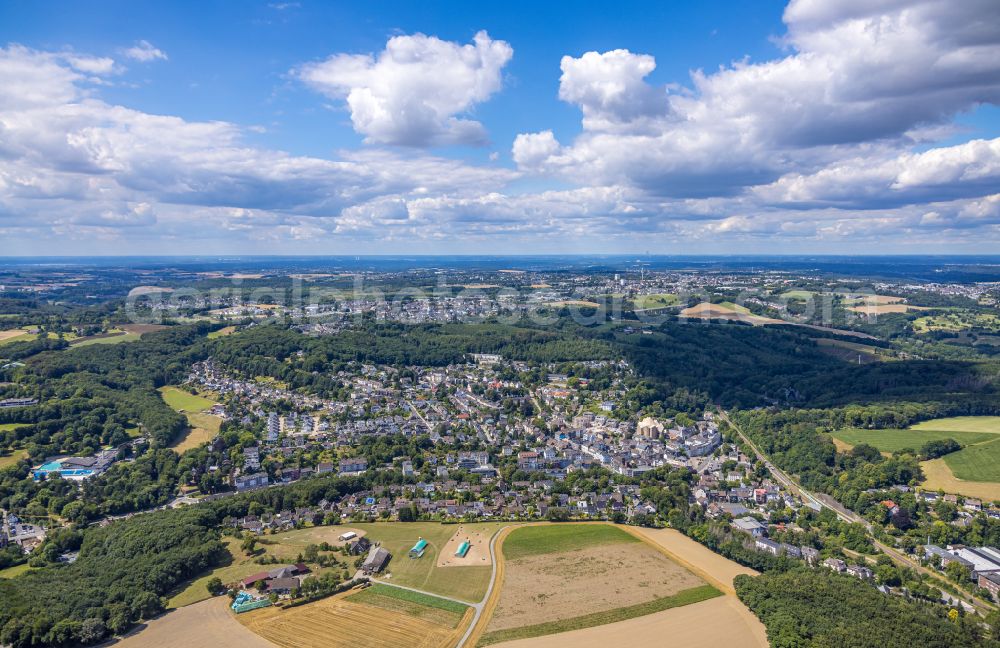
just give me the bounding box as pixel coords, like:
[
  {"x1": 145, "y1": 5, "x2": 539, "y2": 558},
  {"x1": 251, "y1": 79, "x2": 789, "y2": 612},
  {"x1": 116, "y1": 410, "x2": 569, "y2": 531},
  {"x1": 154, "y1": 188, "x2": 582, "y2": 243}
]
[{"x1": 2, "y1": 253, "x2": 1000, "y2": 259}]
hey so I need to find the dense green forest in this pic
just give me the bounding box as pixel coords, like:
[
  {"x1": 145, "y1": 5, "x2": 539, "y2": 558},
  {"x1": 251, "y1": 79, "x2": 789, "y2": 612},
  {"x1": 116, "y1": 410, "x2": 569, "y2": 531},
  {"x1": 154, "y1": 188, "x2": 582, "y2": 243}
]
[
  {"x1": 619, "y1": 320, "x2": 1000, "y2": 408},
  {"x1": 0, "y1": 473, "x2": 370, "y2": 647},
  {"x1": 735, "y1": 569, "x2": 994, "y2": 647},
  {"x1": 0, "y1": 325, "x2": 214, "y2": 458}
]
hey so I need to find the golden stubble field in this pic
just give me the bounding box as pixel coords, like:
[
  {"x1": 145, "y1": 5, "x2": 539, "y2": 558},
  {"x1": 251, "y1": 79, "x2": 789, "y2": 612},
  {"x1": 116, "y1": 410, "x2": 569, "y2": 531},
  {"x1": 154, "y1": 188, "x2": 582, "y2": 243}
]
[
  {"x1": 237, "y1": 594, "x2": 468, "y2": 648},
  {"x1": 490, "y1": 595, "x2": 767, "y2": 648},
  {"x1": 920, "y1": 458, "x2": 1000, "y2": 502},
  {"x1": 486, "y1": 540, "x2": 704, "y2": 633},
  {"x1": 110, "y1": 597, "x2": 276, "y2": 648}
]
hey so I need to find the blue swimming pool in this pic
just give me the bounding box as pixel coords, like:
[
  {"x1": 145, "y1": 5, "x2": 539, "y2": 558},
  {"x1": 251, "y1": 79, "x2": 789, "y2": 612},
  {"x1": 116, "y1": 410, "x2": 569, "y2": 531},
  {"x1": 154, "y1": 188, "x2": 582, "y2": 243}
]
[{"x1": 33, "y1": 462, "x2": 96, "y2": 480}]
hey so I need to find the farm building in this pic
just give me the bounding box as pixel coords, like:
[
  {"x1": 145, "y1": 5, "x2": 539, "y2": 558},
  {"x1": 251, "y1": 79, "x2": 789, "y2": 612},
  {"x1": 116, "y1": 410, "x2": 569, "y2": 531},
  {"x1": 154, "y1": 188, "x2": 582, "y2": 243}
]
[
  {"x1": 339, "y1": 531, "x2": 358, "y2": 542},
  {"x1": 348, "y1": 537, "x2": 371, "y2": 556},
  {"x1": 409, "y1": 538, "x2": 428, "y2": 558},
  {"x1": 267, "y1": 577, "x2": 301, "y2": 595},
  {"x1": 240, "y1": 564, "x2": 308, "y2": 589},
  {"x1": 455, "y1": 540, "x2": 471, "y2": 558},
  {"x1": 362, "y1": 546, "x2": 392, "y2": 574}
]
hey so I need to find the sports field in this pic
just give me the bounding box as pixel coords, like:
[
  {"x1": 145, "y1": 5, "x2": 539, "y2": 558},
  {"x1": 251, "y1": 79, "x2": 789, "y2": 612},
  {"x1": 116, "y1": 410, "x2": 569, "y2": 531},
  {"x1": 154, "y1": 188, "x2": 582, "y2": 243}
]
[
  {"x1": 354, "y1": 522, "x2": 504, "y2": 602},
  {"x1": 481, "y1": 524, "x2": 719, "y2": 645}
]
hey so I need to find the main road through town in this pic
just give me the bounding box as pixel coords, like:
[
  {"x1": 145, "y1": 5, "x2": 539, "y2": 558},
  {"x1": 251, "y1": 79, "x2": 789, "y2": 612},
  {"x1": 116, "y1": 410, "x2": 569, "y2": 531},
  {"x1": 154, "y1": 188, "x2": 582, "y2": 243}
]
[{"x1": 717, "y1": 409, "x2": 992, "y2": 614}]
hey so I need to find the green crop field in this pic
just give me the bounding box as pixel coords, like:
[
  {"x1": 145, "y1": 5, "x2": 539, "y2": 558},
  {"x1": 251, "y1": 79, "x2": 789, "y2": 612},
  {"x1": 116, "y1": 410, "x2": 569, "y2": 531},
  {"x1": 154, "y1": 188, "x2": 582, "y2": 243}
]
[
  {"x1": 0, "y1": 330, "x2": 36, "y2": 346},
  {"x1": 717, "y1": 301, "x2": 751, "y2": 313},
  {"x1": 835, "y1": 417, "x2": 1000, "y2": 484},
  {"x1": 354, "y1": 522, "x2": 504, "y2": 602},
  {"x1": 831, "y1": 428, "x2": 995, "y2": 454},
  {"x1": 633, "y1": 293, "x2": 679, "y2": 309},
  {"x1": 0, "y1": 449, "x2": 28, "y2": 470},
  {"x1": 71, "y1": 331, "x2": 142, "y2": 346},
  {"x1": 159, "y1": 386, "x2": 217, "y2": 412},
  {"x1": 501, "y1": 524, "x2": 637, "y2": 560},
  {"x1": 833, "y1": 417, "x2": 1000, "y2": 455},
  {"x1": 910, "y1": 417, "x2": 1000, "y2": 433},
  {"x1": 942, "y1": 438, "x2": 1000, "y2": 482},
  {"x1": 781, "y1": 290, "x2": 815, "y2": 301},
  {"x1": 346, "y1": 584, "x2": 468, "y2": 627}
]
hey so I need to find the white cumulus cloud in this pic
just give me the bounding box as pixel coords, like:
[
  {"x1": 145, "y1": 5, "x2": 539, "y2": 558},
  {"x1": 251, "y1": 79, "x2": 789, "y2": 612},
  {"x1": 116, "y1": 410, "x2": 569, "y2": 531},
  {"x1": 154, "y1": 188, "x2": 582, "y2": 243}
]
[
  {"x1": 297, "y1": 31, "x2": 513, "y2": 147},
  {"x1": 123, "y1": 40, "x2": 167, "y2": 62}
]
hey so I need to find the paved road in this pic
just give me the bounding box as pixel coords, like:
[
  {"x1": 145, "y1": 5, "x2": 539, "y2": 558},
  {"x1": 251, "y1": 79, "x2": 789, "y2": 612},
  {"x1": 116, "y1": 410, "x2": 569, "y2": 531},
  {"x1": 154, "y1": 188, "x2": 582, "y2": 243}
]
[
  {"x1": 455, "y1": 525, "x2": 507, "y2": 648},
  {"x1": 405, "y1": 399, "x2": 434, "y2": 434},
  {"x1": 718, "y1": 409, "x2": 989, "y2": 613},
  {"x1": 371, "y1": 524, "x2": 508, "y2": 648}
]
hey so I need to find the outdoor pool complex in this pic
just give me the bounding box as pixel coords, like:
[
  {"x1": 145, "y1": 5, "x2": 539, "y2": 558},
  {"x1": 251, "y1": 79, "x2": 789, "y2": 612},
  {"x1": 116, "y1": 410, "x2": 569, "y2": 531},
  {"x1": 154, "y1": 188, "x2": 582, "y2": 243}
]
[{"x1": 33, "y1": 461, "x2": 95, "y2": 480}]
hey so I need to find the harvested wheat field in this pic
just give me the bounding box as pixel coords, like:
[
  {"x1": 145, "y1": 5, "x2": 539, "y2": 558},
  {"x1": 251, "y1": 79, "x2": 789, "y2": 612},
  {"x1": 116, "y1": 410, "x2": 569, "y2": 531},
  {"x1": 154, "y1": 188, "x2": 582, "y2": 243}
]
[
  {"x1": 487, "y1": 541, "x2": 704, "y2": 633},
  {"x1": 490, "y1": 594, "x2": 767, "y2": 648},
  {"x1": 438, "y1": 525, "x2": 493, "y2": 567},
  {"x1": 630, "y1": 527, "x2": 758, "y2": 594},
  {"x1": 849, "y1": 304, "x2": 911, "y2": 315},
  {"x1": 111, "y1": 597, "x2": 276, "y2": 648},
  {"x1": 920, "y1": 458, "x2": 1000, "y2": 502},
  {"x1": 0, "y1": 330, "x2": 28, "y2": 342},
  {"x1": 679, "y1": 302, "x2": 780, "y2": 326},
  {"x1": 238, "y1": 594, "x2": 461, "y2": 648}
]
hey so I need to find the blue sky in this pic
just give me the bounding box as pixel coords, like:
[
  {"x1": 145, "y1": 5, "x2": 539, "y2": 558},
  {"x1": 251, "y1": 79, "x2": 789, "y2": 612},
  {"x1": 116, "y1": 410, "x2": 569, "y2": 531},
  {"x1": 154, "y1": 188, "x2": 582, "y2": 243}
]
[{"x1": 0, "y1": 0, "x2": 999, "y2": 254}]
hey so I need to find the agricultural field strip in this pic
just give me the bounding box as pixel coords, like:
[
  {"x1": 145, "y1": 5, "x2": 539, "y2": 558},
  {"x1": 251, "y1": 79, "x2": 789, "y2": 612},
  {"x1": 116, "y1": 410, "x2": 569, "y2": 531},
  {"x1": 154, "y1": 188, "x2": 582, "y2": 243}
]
[
  {"x1": 478, "y1": 523, "x2": 724, "y2": 646},
  {"x1": 240, "y1": 594, "x2": 457, "y2": 648},
  {"x1": 478, "y1": 584, "x2": 721, "y2": 646}
]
